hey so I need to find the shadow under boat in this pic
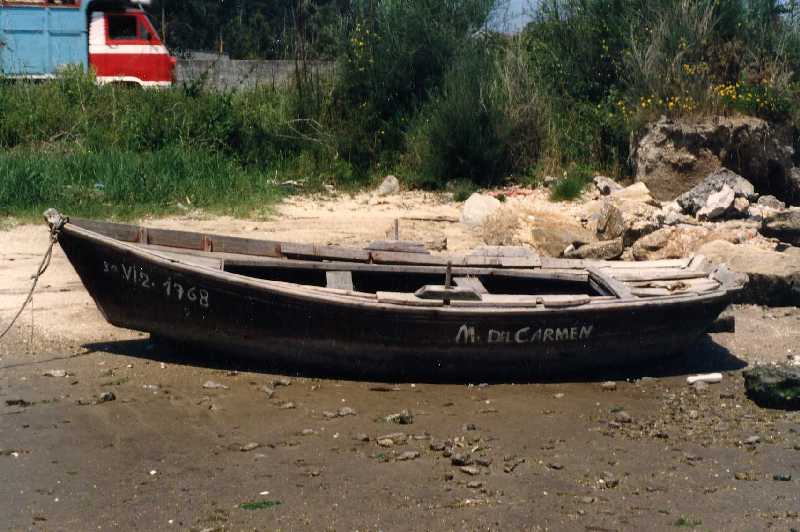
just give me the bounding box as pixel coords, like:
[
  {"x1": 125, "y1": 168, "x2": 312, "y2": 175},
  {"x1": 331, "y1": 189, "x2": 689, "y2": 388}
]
[{"x1": 82, "y1": 333, "x2": 747, "y2": 385}]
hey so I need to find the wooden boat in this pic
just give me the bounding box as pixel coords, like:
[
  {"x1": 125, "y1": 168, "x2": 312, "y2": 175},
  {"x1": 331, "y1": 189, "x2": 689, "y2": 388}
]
[{"x1": 45, "y1": 209, "x2": 745, "y2": 379}]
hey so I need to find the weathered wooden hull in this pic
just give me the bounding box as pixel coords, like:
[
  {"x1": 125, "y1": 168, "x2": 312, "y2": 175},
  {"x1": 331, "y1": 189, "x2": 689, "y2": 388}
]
[{"x1": 55, "y1": 219, "x2": 736, "y2": 380}]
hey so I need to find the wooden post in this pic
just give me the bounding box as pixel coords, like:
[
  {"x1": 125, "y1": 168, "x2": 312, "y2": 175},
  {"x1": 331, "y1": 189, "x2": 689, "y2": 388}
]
[
  {"x1": 394, "y1": 218, "x2": 400, "y2": 240},
  {"x1": 444, "y1": 261, "x2": 452, "y2": 305}
]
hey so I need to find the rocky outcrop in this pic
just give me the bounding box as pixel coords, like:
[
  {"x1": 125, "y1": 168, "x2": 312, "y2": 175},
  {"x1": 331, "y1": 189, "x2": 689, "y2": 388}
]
[
  {"x1": 697, "y1": 240, "x2": 800, "y2": 306},
  {"x1": 761, "y1": 208, "x2": 800, "y2": 246},
  {"x1": 743, "y1": 364, "x2": 800, "y2": 410},
  {"x1": 634, "y1": 116, "x2": 798, "y2": 204}
]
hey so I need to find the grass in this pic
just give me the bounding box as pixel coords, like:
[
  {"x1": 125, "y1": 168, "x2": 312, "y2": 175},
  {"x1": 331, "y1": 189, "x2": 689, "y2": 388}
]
[
  {"x1": 549, "y1": 164, "x2": 593, "y2": 201},
  {"x1": 0, "y1": 147, "x2": 286, "y2": 222},
  {"x1": 239, "y1": 500, "x2": 282, "y2": 510},
  {"x1": 673, "y1": 516, "x2": 702, "y2": 528}
]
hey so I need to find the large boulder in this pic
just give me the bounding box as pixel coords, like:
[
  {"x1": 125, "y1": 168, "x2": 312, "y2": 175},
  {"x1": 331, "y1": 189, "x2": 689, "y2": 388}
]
[
  {"x1": 743, "y1": 364, "x2": 800, "y2": 410},
  {"x1": 676, "y1": 168, "x2": 756, "y2": 215},
  {"x1": 460, "y1": 193, "x2": 501, "y2": 228},
  {"x1": 594, "y1": 175, "x2": 624, "y2": 196},
  {"x1": 697, "y1": 240, "x2": 800, "y2": 306},
  {"x1": 634, "y1": 115, "x2": 798, "y2": 203},
  {"x1": 375, "y1": 175, "x2": 400, "y2": 196},
  {"x1": 761, "y1": 208, "x2": 800, "y2": 246}
]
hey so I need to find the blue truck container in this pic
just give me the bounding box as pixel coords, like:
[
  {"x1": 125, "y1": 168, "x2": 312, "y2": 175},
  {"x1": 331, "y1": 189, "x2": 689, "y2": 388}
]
[{"x1": 0, "y1": 1, "x2": 88, "y2": 77}]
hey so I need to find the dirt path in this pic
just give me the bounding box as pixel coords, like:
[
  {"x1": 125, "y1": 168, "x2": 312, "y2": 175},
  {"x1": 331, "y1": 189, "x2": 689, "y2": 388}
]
[{"x1": 1, "y1": 193, "x2": 799, "y2": 531}]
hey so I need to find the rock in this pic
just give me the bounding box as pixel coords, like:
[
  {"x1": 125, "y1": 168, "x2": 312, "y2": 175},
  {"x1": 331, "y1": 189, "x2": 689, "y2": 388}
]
[
  {"x1": 385, "y1": 409, "x2": 413, "y2": 424},
  {"x1": 260, "y1": 385, "x2": 275, "y2": 398},
  {"x1": 466, "y1": 480, "x2": 483, "y2": 489},
  {"x1": 614, "y1": 411, "x2": 633, "y2": 424},
  {"x1": 475, "y1": 457, "x2": 492, "y2": 467},
  {"x1": 743, "y1": 364, "x2": 800, "y2": 410},
  {"x1": 240, "y1": 442, "x2": 260, "y2": 452},
  {"x1": 601, "y1": 381, "x2": 617, "y2": 391},
  {"x1": 279, "y1": 401, "x2": 296, "y2": 409},
  {"x1": 377, "y1": 438, "x2": 394, "y2": 448},
  {"x1": 564, "y1": 238, "x2": 623, "y2": 260},
  {"x1": 396, "y1": 451, "x2": 420, "y2": 461},
  {"x1": 600, "y1": 473, "x2": 619, "y2": 489},
  {"x1": 43, "y1": 369, "x2": 68, "y2": 378},
  {"x1": 677, "y1": 169, "x2": 756, "y2": 215},
  {"x1": 203, "y1": 380, "x2": 228, "y2": 390},
  {"x1": 98, "y1": 391, "x2": 115, "y2": 403},
  {"x1": 530, "y1": 219, "x2": 595, "y2": 258},
  {"x1": 272, "y1": 377, "x2": 292, "y2": 387},
  {"x1": 744, "y1": 435, "x2": 760, "y2": 445},
  {"x1": 697, "y1": 185, "x2": 736, "y2": 220},
  {"x1": 429, "y1": 441, "x2": 446, "y2": 452},
  {"x1": 375, "y1": 175, "x2": 400, "y2": 196},
  {"x1": 547, "y1": 462, "x2": 564, "y2": 470},
  {"x1": 460, "y1": 466, "x2": 481, "y2": 476},
  {"x1": 687, "y1": 373, "x2": 723, "y2": 385},
  {"x1": 761, "y1": 208, "x2": 800, "y2": 245},
  {"x1": 354, "y1": 433, "x2": 370, "y2": 442},
  {"x1": 758, "y1": 195, "x2": 786, "y2": 210},
  {"x1": 337, "y1": 406, "x2": 357, "y2": 417},
  {"x1": 596, "y1": 202, "x2": 625, "y2": 240},
  {"x1": 301, "y1": 429, "x2": 315, "y2": 436},
  {"x1": 693, "y1": 381, "x2": 709, "y2": 393},
  {"x1": 731, "y1": 196, "x2": 750, "y2": 218},
  {"x1": 697, "y1": 240, "x2": 800, "y2": 306},
  {"x1": 773, "y1": 473, "x2": 792, "y2": 481},
  {"x1": 460, "y1": 193, "x2": 501, "y2": 228},
  {"x1": 634, "y1": 116, "x2": 796, "y2": 203},
  {"x1": 451, "y1": 453, "x2": 473, "y2": 466},
  {"x1": 594, "y1": 175, "x2": 624, "y2": 195},
  {"x1": 632, "y1": 226, "x2": 707, "y2": 260},
  {"x1": 612, "y1": 182, "x2": 657, "y2": 204}
]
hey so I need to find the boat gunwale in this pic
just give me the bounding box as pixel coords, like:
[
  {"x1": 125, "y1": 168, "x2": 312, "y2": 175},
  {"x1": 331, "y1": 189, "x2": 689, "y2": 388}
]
[{"x1": 59, "y1": 220, "x2": 735, "y2": 316}]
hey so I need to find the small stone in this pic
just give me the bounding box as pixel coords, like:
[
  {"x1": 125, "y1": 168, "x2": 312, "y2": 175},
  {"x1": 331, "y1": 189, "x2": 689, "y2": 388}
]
[
  {"x1": 354, "y1": 433, "x2": 370, "y2": 442},
  {"x1": 463, "y1": 423, "x2": 478, "y2": 431},
  {"x1": 301, "y1": 429, "x2": 315, "y2": 436},
  {"x1": 323, "y1": 411, "x2": 338, "y2": 419},
  {"x1": 693, "y1": 381, "x2": 709, "y2": 393},
  {"x1": 601, "y1": 381, "x2": 617, "y2": 391},
  {"x1": 466, "y1": 481, "x2": 483, "y2": 489},
  {"x1": 614, "y1": 411, "x2": 633, "y2": 424},
  {"x1": 773, "y1": 473, "x2": 792, "y2": 481},
  {"x1": 260, "y1": 386, "x2": 275, "y2": 398},
  {"x1": 396, "y1": 451, "x2": 420, "y2": 461},
  {"x1": 553, "y1": 393, "x2": 565, "y2": 399},
  {"x1": 460, "y1": 466, "x2": 480, "y2": 476},
  {"x1": 547, "y1": 462, "x2": 564, "y2": 470},
  {"x1": 385, "y1": 409, "x2": 414, "y2": 424},
  {"x1": 744, "y1": 435, "x2": 761, "y2": 445},
  {"x1": 203, "y1": 381, "x2": 228, "y2": 390},
  {"x1": 475, "y1": 457, "x2": 492, "y2": 467},
  {"x1": 337, "y1": 406, "x2": 357, "y2": 417},
  {"x1": 43, "y1": 369, "x2": 68, "y2": 378},
  {"x1": 378, "y1": 432, "x2": 407, "y2": 445},
  {"x1": 98, "y1": 391, "x2": 115, "y2": 403},
  {"x1": 377, "y1": 439, "x2": 394, "y2": 448},
  {"x1": 758, "y1": 195, "x2": 786, "y2": 210},
  {"x1": 579, "y1": 496, "x2": 596, "y2": 504},
  {"x1": 279, "y1": 402, "x2": 296, "y2": 409},
  {"x1": 688, "y1": 410, "x2": 699, "y2": 419},
  {"x1": 451, "y1": 453, "x2": 473, "y2": 467},
  {"x1": 240, "y1": 442, "x2": 260, "y2": 452},
  {"x1": 430, "y1": 441, "x2": 446, "y2": 452},
  {"x1": 272, "y1": 377, "x2": 292, "y2": 387},
  {"x1": 600, "y1": 474, "x2": 619, "y2": 488},
  {"x1": 734, "y1": 472, "x2": 749, "y2": 481}
]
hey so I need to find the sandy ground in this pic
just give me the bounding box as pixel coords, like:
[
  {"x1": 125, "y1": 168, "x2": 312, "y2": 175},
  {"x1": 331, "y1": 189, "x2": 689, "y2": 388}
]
[{"x1": 1, "y1": 191, "x2": 799, "y2": 531}]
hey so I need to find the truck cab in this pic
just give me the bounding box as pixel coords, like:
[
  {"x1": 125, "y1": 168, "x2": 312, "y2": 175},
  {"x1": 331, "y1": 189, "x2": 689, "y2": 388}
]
[{"x1": 0, "y1": 0, "x2": 175, "y2": 87}]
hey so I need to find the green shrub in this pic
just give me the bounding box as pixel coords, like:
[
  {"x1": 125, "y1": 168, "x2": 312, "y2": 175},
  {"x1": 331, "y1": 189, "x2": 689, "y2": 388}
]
[{"x1": 549, "y1": 164, "x2": 593, "y2": 201}]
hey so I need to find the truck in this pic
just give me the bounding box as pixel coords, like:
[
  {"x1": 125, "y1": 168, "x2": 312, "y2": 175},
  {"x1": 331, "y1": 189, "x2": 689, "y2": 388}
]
[{"x1": 0, "y1": 0, "x2": 175, "y2": 87}]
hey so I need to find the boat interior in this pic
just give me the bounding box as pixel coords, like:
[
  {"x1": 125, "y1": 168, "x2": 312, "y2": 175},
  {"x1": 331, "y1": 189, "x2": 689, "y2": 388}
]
[{"x1": 67, "y1": 217, "x2": 731, "y2": 308}]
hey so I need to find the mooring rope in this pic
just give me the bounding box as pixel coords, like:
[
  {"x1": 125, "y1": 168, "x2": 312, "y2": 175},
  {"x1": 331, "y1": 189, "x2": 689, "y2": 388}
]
[{"x1": 0, "y1": 215, "x2": 62, "y2": 342}]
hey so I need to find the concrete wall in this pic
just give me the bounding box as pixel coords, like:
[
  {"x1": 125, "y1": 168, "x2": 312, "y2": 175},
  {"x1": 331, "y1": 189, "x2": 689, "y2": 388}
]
[{"x1": 175, "y1": 57, "x2": 333, "y2": 91}]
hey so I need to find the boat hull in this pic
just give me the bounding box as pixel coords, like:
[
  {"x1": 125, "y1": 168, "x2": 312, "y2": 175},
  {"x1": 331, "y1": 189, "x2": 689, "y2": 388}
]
[{"x1": 58, "y1": 225, "x2": 731, "y2": 380}]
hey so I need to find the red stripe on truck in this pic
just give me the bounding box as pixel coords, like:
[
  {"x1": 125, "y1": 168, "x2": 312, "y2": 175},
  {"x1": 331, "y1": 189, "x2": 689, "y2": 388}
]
[{"x1": 90, "y1": 53, "x2": 174, "y2": 84}]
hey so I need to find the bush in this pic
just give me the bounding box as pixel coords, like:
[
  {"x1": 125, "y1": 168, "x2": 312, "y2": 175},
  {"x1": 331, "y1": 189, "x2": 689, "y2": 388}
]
[
  {"x1": 549, "y1": 164, "x2": 594, "y2": 201},
  {"x1": 406, "y1": 42, "x2": 512, "y2": 188}
]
